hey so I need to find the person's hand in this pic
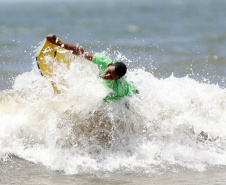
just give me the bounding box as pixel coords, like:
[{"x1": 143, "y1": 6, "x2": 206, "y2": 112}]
[{"x1": 46, "y1": 34, "x2": 57, "y2": 44}]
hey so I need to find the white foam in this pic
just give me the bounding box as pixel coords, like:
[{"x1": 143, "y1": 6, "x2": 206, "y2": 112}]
[{"x1": 0, "y1": 52, "x2": 226, "y2": 174}]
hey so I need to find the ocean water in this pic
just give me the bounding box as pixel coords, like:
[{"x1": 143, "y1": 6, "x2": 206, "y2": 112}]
[{"x1": 0, "y1": 0, "x2": 226, "y2": 184}]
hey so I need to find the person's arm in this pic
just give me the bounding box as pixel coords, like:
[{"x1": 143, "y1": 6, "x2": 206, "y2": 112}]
[{"x1": 45, "y1": 34, "x2": 94, "y2": 61}]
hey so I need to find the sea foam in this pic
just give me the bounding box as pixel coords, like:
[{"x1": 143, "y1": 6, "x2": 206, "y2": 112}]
[{"x1": 0, "y1": 50, "x2": 226, "y2": 175}]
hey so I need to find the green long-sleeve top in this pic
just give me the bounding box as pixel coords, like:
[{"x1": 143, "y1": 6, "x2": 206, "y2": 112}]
[{"x1": 92, "y1": 53, "x2": 137, "y2": 102}]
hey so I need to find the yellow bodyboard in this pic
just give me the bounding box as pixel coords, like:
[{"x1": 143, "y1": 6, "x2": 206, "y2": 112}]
[{"x1": 36, "y1": 39, "x2": 73, "y2": 92}]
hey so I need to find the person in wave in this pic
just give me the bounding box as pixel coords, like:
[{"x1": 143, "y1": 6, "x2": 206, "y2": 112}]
[{"x1": 46, "y1": 34, "x2": 137, "y2": 102}]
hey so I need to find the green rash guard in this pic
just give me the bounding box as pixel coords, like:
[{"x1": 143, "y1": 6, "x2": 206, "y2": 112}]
[{"x1": 92, "y1": 53, "x2": 137, "y2": 102}]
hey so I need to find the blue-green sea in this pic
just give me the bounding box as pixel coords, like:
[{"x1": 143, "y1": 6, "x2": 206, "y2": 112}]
[{"x1": 0, "y1": 0, "x2": 226, "y2": 184}]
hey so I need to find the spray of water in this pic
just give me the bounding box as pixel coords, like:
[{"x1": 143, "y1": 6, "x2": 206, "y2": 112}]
[{"x1": 0, "y1": 43, "x2": 226, "y2": 174}]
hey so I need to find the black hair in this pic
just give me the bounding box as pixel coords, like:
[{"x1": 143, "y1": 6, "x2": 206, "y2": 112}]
[{"x1": 114, "y1": 62, "x2": 127, "y2": 77}]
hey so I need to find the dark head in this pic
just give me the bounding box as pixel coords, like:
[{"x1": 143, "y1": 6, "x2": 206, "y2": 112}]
[{"x1": 102, "y1": 62, "x2": 127, "y2": 81}]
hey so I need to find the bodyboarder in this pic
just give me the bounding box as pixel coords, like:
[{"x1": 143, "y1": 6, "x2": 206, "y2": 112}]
[{"x1": 46, "y1": 34, "x2": 137, "y2": 102}]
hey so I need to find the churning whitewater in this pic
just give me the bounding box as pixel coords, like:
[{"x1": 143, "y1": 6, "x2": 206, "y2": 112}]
[{"x1": 0, "y1": 44, "x2": 226, "y2": 175}]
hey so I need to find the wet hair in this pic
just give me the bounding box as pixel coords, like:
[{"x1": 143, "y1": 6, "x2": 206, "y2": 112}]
[{"x1": 114, "y1": 62, "x2": 127, "y2": 78}]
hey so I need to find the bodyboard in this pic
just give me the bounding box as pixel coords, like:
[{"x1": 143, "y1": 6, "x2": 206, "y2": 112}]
[{"x1": 36, "y1": 39, "x2": 73, "y2": 93}]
